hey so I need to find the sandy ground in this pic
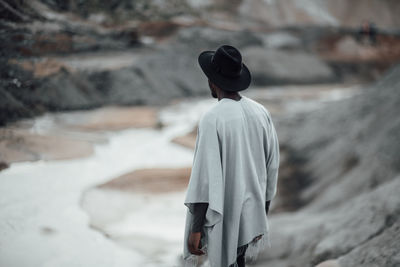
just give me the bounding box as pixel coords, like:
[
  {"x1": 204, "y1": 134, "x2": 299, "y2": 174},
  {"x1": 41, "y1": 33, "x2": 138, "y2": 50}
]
[
  {"x1": 8, "y1": 50, "x2": 142, "y2": 78},
  {"x1": 98, "y1": 167, "x2": 191, "y2": 193},
  {"x1": 0, "y1": 128, "x2": 94, "y2": 163},
  {"x1": 171, "y1": 127, "x2": 197, "y2": 150},
  {"x1": 0, "y1": 106, "x2": 159, "y2": 166}
]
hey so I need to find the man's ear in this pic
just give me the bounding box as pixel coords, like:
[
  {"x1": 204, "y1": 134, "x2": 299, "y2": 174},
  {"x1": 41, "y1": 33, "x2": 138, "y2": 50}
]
[
  {"x1": 208, "y1": 79, "x2": 213, "y2": 88},
  {"x1": 209, "y1": 81, "x2": 217, "y2": 91}
]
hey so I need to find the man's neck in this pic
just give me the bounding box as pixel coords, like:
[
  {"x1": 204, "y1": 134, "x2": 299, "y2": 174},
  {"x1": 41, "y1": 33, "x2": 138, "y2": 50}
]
[{"x1": 217, "y1": 91, "x2": 242, "y2": 101}]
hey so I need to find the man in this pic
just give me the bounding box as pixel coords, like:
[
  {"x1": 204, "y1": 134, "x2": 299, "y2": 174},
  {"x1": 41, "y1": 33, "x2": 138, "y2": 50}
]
[
  {"x1": 183, "y1": 45, "x2": 280, "y2": 267},
  {"x1": 357, "y1": 20, "x2": 378, "y2": 45}
]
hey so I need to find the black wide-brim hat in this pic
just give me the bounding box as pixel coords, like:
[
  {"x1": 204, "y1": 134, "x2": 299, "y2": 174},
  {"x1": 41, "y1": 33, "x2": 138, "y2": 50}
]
[{"x1": 198, "y1": 45, "x2": 251, "y2": 92}]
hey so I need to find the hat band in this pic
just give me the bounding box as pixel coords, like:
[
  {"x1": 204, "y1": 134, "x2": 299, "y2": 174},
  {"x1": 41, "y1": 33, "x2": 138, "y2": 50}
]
[{"x1": 211, "y1": 56, "x2": 242, "y2": 78}]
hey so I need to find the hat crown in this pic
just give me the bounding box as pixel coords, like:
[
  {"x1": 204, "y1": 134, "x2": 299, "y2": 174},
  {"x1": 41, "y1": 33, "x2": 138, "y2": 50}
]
[
  {"x1": 198, "y1": 44, "x2": 251, "y2": 91},
  {"x1": 211, "y1": 45, "x2": 243, "y2": 78}
]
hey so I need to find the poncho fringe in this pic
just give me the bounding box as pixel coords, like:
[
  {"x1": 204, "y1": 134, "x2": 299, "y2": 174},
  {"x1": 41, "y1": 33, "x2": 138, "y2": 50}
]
[{"x1": 183, "y1": 234, "x2": 271, "y2": 267}]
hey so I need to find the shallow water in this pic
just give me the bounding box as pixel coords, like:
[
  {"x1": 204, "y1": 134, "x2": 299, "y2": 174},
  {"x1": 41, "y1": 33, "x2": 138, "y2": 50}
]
[{"x1": 0, "y1": 98, "x2": 214, "y2": 267}]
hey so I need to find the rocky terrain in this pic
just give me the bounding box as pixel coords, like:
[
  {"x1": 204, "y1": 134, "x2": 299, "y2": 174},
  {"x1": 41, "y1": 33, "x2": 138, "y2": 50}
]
[
  {"x1": 253, "y1": 64, "x2": 400, "y2": 266},
  {"x1": 1, "y1": 1, "x2": 400, "y2": 266},
  {"x1": 159, "y1": 65, "x2": 400, "y2": 266},
  {"x1": 77, "y1": 65, "x2": 400, "y2": 267},
  {"x1": 2, "y1": 0, "x2": 400, "y2": 126},
  {"x1": 236, "y1": 0, "x2": 400, "y2": 30}
]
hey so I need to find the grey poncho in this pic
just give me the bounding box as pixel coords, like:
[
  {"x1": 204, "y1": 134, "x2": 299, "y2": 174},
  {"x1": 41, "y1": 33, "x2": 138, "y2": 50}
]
[{"x1": 183, "y1": 96, "x2": 280, "y2": 267}]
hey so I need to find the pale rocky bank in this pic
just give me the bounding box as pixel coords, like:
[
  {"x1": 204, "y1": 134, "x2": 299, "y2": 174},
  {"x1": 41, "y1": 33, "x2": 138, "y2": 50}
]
[{"x1": 252, "y1": 64, "x2": 400, "y2": 267}]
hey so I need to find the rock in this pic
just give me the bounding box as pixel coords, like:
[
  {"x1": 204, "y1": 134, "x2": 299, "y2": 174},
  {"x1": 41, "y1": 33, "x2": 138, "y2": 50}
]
[
  {"x1": 4, "y1": 25, "x2": 240, "y2": 126},
  {"x1": 175, "y1": 26, "x2": 263, "y2": 51},
  {"x1": 242, "y1": 46, "x2": 336, "y2": 85},
  {"x1": 29, "y1": 71, "x2": 103, "y2": 110},
  {"x1": 337, "y1": 220, "x2": 400, "y2": 267},
  {"x1": 137, "y1": 21, "x2": 181, "y2": 38},
  {"x1": 238, "y1": 0, "x2": 400, "y2": 30},
  {"x1": 37, "y1": 0, "x2": 196, "y2": 21},
  {"x1": 261, "y1": 31, "x2": 302, "y2": 49},
  {"x1": 310, "y1": 177, "x2": 400, "y2": 264},
  {"x1": 336, "y1": 36, "x2": 361, "y2": 56},
  {"x1": 255, "y1": 64, "x2": 400, "y2": 266},
  {"x1": 0, "y1": 161, "x2": 9, "y2": 172},
  {"x1": 315, "y1": 260, "x2": 341, "y2": 267},
  {"x1": 0, "y1": 0, "x2": 36, "y2": 22},
  {"x1": 92, "y1": 52, "x2": 207, "y2": 106},
  {"x1": 98, "y1": 24, "x2": 263, "y2": 106},
  {"x1": 258, "y1": 174, "x2": 400, "y2": 267},
  {"x1": 4, "y1": 0, "x2": 398, "y2": 127},
  {"x1": 291, "y1": 65, "x2": 400, "y2": 210},
  {"x1": 0, "y1": 88, "x2": 33, "y2": 126},
  {"x1": 8, "y1": 58, "x2": 71, "y2": 78}
]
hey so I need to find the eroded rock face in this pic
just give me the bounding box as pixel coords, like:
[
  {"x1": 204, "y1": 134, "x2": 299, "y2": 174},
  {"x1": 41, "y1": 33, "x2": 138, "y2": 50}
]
[
  {"x1": 0, "y1": 23, "x2": 266, "y2": 126},
  {"x1": 256, "y1": 64, "x2": 400, "y2": 266},
  {"x1": 238, "y1": 0, "x2": 400, "y2": 29},
  {"x1": 2, "y1": 0, "x2": 399, "y2": 126}
]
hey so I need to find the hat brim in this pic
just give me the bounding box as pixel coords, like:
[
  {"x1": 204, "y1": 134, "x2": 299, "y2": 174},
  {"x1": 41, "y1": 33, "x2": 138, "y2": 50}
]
[{"x1": 198, "y1": 51, "x2": 251, "y2": 92}]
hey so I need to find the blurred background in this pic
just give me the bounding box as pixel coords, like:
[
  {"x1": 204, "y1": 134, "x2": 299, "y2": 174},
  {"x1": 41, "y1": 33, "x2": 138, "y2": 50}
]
[{"x1": 1, "y1": 1, "x2": 400, "y2": 266}]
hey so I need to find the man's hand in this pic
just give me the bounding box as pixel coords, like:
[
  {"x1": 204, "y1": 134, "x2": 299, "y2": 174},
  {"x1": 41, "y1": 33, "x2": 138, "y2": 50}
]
[
  {"x1": 253, "y1": 234, "x2": 263, "y2": 242},
  {"x1": 188, "y1": 232, "x2": 205, "y2": 255}
]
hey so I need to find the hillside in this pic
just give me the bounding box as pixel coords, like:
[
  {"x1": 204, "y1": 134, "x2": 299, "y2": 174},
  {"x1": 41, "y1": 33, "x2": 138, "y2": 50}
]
[
  {"x1": 2, "y1": 0, "x2": 400, "y2": 126},
  {"x1": 257, "y1": 64, "x2": 400, "y2": 266}
]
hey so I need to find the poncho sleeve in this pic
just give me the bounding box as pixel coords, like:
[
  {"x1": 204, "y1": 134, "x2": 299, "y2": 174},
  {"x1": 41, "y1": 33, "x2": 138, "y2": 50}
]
[
  {"x1": 265, "y1": 112, "x2": 280, "y2": 201},
  {"x1": 184, "y1": 113, "x2": 224, "y2": 228}
]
